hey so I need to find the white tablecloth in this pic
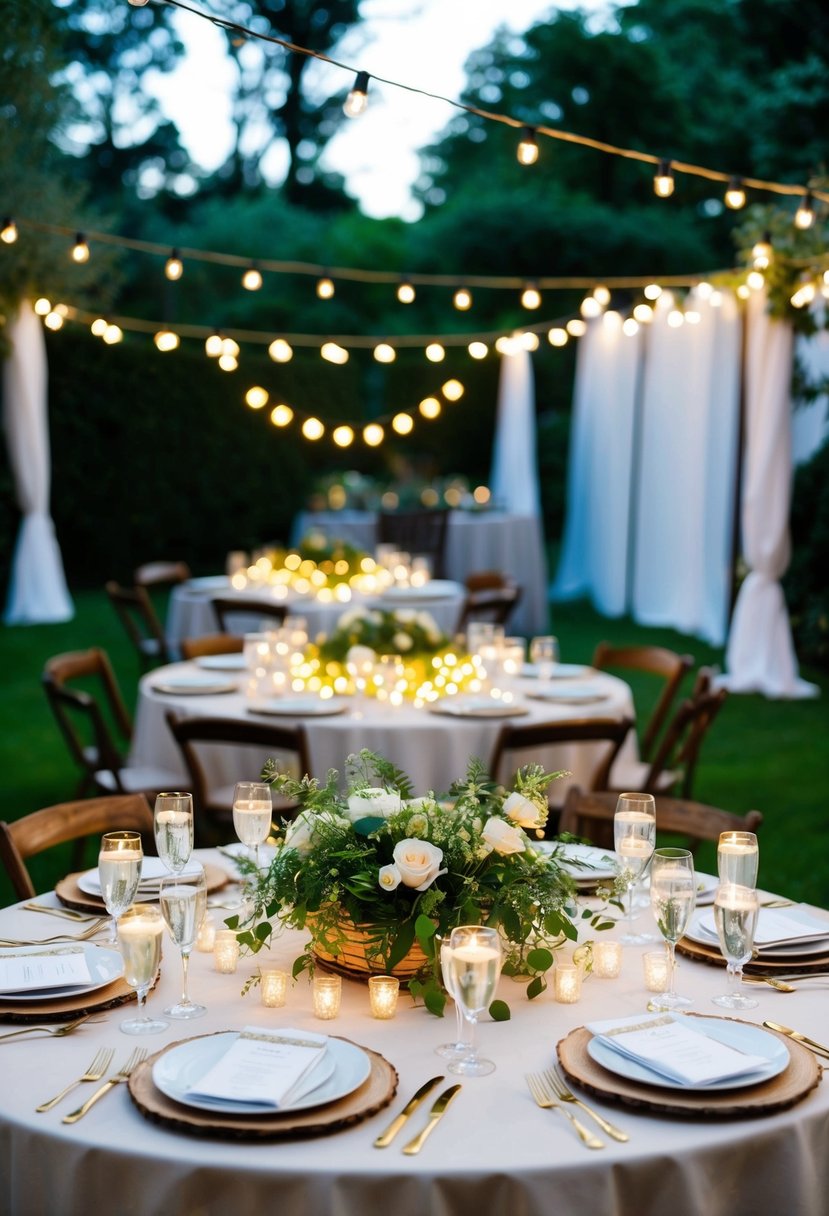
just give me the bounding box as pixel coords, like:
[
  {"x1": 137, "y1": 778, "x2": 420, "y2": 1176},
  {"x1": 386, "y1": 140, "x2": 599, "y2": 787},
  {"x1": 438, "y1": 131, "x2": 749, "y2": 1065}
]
[
  {"x1": 129, "y1": 664, "x2": 636, "y2": 801},
  {"x1": 292, "y1": 511, "x2": 550, "y2": 636},
  {"x1": 1, "y1": 865, "x2": 827, "y2": 1216},
  {"x1": 166, "y1": 578, "x2": 465, "y2": 651}
]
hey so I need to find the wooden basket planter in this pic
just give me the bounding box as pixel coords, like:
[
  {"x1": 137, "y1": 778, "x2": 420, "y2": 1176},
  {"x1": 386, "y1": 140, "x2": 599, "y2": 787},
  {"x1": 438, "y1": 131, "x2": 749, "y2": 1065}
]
[{"x1": 311, "y1": 917, "x2": 429, "y2": 984}]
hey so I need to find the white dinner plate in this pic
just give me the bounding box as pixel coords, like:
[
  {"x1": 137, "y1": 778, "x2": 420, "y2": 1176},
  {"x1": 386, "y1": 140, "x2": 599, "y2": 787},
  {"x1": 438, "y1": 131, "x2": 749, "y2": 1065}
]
[
  {"x1": 694, "y1": 872, "x2": 718, "y2": 906},
  {"x1": 379, "y1": 580, "x2": 458, "y2": 601},
  {"x1": 187, "y1": 576, "x2": 230, "y2": 592},
  {"x1": 526, "y1": 684, "x2": 609, "y2": 705},
  {"x1": 587, "y1": 1016, "x2": 789, "y2": 1091},
  {"x1": 151, "y1": 675, "x2": 238, "y2": 696},
  {"x1": 153, "y1": 1034, "x2": 371, "y2": 1115},
  {"x1": 195, "y1": 653, "x2": 247, "y2": 672},
  {"x1": 248, "y1": 697, "x2": 348, "y2": 717},
  {"x1": 534, "y1": 841, "x2": 618, "y2": 884},
  {"x1": 0, "y1": 943, "x2": 124, "y2": 1001},
  {"x1": 686, "y1": 912, "x2": 829, "y2": 959},
  {"x1": 77, "y1": 858, "x2": 204, "y2": 898},
  {"x1": 522, "y1": 663, "x2": 593, "y2": 680},
  {"x1": 427, "y1": 698, "x2": 528, "y2": 719}
]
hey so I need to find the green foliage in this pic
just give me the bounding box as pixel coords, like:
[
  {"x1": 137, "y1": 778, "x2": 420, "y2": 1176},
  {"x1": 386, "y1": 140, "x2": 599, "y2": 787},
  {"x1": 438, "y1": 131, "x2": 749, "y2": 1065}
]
[
  {"x1": 784, "y1": 439, "x2": 829, "y2": 670},
  {"x1": 317, "y1": 606, "x2": 449, "y2": 663}
]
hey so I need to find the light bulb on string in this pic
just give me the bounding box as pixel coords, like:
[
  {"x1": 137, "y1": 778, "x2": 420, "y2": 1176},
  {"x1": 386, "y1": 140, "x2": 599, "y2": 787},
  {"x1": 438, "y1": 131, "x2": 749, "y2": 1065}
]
[
  {"x1": 548, "y1": 328, "x2": 568, "y2": 347},
  {"x1": 242, "y1": 264, "x2": 262, "y2": 291},
  {"x1": 425, "y1": 343, "x2": 445, "y2": 362},
  {"x1": 516, "y1": 125, "x2": 539, "y2": 166},
  {"x1": 0, "y1": 217, "x2": 17, "y2": 244},
  {"x1": 724, "y1": 177, "x2": 746, "y2": 209},
  {"x1": 566, "y1": 318, "x2": 587, "y2": 337},
  {"x1": 442, "y1": 379, "x2": 464, "y2": 401},
  {"x1": 521, "y1": 283, "x2": 541, "y2": 309},
  {"x1": 90, "y1": 317, "x2": 107, "y2": 336},
  {"x1": 622, "y1": 318, "x2": 639, "y2": 336},
  {"x1": 103, "y1": 324, "x2": 123, "y2": 345},
  {"x1": 392, "y1": 413, "x2": 414, "y2": 434},
  {"x1": 268, "y1": 338, "x2": 293, "y2": 362},
  {"x1": 522, "y1": 331, "x2": 540, "y2": 350},
  {"x1": 419, "y1": 397, "x2": 441, "y2": 419},
  {"x1": 653, "y1": 159, "x2": 675, "y2": 198},
  {"x1": 154, "y1": 329, "x2": 179, "y2": 352},
  {"x1": 270, "y1": 404, "x2": 293, "y2": 427},
  {"x1": 332, "y1": 425, "x2": 354, "y2": 447},
  {"x1": 746, "y1": 270, "x2": 765, "y2": 291},
  {"x1": 71, "y1": 233, "x2": 90, "y2": 263},
  {"x1": 593, "y1": 284, "x2": 611, "y2": 306},
  {"x1": 343, "y1": 71, "x2": 370, "y2": 118},
  {"x1": 34, "y1": 298, "x2": 51, "y2": 316},
  {"x1": 321, "y1": 341, "x2": 348, "y2": 364},
  {"x1": 218, "y1": 353, "x2": 238, "y2": 371},
  {"x1": 245, "y1": 386, "x2": 269, "y2": 409},
  {"x1": 302, "y1": 417, "x2": 325, "y2": 441},
  {"x1": 397, "y1": 280, "x2": 415, "y2": 304},
  {"x1": 453, "y1": 287, "x2": 472, "y2": 311},
  {"x1": 205, "y1": 332, "x2": 223, "y2": 358},
  {"x1": 165, "y1": 249, "x2": 183, "y2": 280},
  {"x1": 643, "y1": 283, "x2": 662, "y2": 300},
  {"x1": 580, "y1": 295, "x2": 602, "y2": 319},
  {"x1": 44, "y1": 311, "x2": 64, "y2": 331},
  {"x1": 363, "y1": 423, "x2": 384, "y2": 446},
  {"x1": 316, "y1": 276, "x2": 335, "y2": 299},
  {"x1": 794, "y1": 190, "x2": 816, "y2": 230},
  {"x1": 468, "y1": 341, "x2": 488, "y2": 359},
  {"x1": 632, "y1": 303, "x2": 654, "y2": 323},
  {"x1": 751, "y1": 232, "x2": 773, "y2": 270},
  {"x1": 373, "y1": 343, "x2": 396, "y2": 363}
]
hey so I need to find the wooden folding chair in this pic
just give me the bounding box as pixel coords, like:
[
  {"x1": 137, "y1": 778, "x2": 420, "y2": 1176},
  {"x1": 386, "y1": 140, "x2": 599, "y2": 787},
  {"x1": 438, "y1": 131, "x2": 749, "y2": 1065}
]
[
  {"x1": 591, "y1": 642, "x2": 694, "y2": 760},
  {"x1": 377, "y1": 509, "x2": 452, "y2": 578},
  {"x1": 210, "y1": 597, "x2": 287, "y2": 634},
  {"x1": 180, "y1": 634, "x2": 244, "y2": 661},
  {"x1": 456, "y1": 583, "x2": 523, "y2": 633},
  {"x1": 105, "y1": 580, "x2": 172, "y2": 670}
]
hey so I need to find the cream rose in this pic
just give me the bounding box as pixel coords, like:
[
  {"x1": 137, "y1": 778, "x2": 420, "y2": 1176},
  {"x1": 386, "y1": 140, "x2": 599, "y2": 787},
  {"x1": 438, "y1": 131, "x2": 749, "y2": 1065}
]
[
  {"x1": 378, "y1": 863, "x2": 401, "y2": 891},
  {"x1": 283, "y1": 810, "x2": 315, "y2": 857},
  {"x1": 392, "y1": 631, "x2": 414, "y2": 652},
  {"x1": 503, "y1": 791, "x2": 545, "y2": 830},
  {"x1": 346, "y1": 787, "x2": 402, "y2": 823},
  {"x1": 392, "y1": 839, "x2": 446, "y2": 891},
  {"x1": 481, "y1": 816, "x2": 526, "y2": 856}
]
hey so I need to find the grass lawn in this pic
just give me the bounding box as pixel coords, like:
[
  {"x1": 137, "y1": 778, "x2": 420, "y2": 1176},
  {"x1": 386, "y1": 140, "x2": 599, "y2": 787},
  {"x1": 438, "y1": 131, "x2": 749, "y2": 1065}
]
[{"x1": 1, "y1": 590, "x2": 827, "y2": 907}]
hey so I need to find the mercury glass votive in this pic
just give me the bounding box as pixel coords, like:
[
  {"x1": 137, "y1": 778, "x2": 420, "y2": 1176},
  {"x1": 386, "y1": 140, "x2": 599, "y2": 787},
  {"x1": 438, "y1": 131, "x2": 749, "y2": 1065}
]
[
  {"x1": 643, "y1": 949, "x2": 670, "y2": 992},
  {"x1": 213, "y1": 930, "x2": 240, "y2": 973},
  {"x1": 554, "y1": 962, "x2": 582, "y2": 1004},
  {"x1": 260, "y1": 968, "x2": 288, "y2": 1008},
  {"x1": 368, "y1": 975, "x2": 400, "y2": 1019},
  {"x1": 593, "y1": 940, "x2": 623, "y2": 979},
  {"x1": 313, "y1": 974, "x2": 342, "y2": 1019},
  {"x1": 196, "y1": 914, "x2": 216, "y2": 953}
]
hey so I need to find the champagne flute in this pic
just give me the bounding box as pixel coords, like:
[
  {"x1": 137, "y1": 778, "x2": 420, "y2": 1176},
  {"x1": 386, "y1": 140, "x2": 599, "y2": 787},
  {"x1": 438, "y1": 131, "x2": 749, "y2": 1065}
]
[
  {"x1": 613, "y1": 793, "x2": 656, "y2": 944},
  {"x1": 717, "y1": 831, "x2": 759, "y2": 889},
  {"x1": 153, "y1": 792, "x2": 194, "y2": 874},
  {"x1": 98, "y1": 831, "x2": 143, "y2": 944},
  {"x1": 711, "y1": 883, "x2": 760, "y2": 1010},
  {"x1": 649, "y1": 848, "x2": 696, "y2": 1011},
  {"x1": 447, "y1": 925, "x2": 502, "y2": 1077},
  {"x1": 435, "y1": 941, "x2": 472, "y2": 1061},
  {"x1": 232, "y1": 781, "x2": 273, "y2": 870},
  {"x1": 159, "y1": 870, "x2": 207, "y2": 1019},
  {"x1": 529, "y1": 635, "x2": 559, "y2": 682},
  {"x1": 118, "y1": 904, "x2": 168, "y2": 1035}
]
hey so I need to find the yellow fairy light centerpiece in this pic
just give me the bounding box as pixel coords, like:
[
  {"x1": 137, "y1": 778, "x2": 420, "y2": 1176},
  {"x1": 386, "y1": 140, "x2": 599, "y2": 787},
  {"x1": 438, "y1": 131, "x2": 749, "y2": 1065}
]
[{"x1": 230, "y1": 533, "x2": 384, "y2": 602}]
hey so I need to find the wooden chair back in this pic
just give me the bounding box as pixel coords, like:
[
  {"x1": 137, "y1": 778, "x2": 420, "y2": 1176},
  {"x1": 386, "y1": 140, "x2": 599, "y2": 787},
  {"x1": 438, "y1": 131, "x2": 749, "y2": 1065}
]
[
  {"x1": 0, "y1": 794, "x2": 153, "y2": 900},
  {"x1": 635, "y1": 667, "x2": 728, "y2": 799},
  {"x1": 559, "y1": 787, "x2": 762, "y2": 855},
  {"x1": 42, "y1": 648, "x2": 133, "y2": 796},
  {"x1": 464, "y1": 570, "x2": 509, "y2": 592},
  {"x1": 133, "y1": 560, "x2": 191, "y2": 588},
  {"x1": 377, "y1": 509, "x2": 452, "y2": 578},
  {"x1": 457, "y1": 583, "x2": 523, "y2": 632},
  {"x1": 105, "y1": 580, "x2": 171, "y2": 669},
  {"x1": 180, "y1": 634, "x2": 245, "y2": 661},
  {"x1": 591, "y1": 642, "x2": 694, "y2": 760},
  {"x1": 490, "y1": 716, "x2": 634, "y2": 794},
  {"x1": 210, "y1": 597, "x2": 287, "y2": 634}
]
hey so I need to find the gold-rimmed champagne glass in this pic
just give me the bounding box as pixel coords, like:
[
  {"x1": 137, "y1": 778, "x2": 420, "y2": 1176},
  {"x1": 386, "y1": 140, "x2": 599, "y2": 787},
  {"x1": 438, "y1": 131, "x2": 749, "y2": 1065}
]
[
  {"x1": 153, "y1": 792, "x2": 194, "y2": 874},
  {"x1": 159, "y1": 870, "x2": 207, "y2": 1019},
  {"x1": 98, "y1": 831, "x2": 143, "y2": 944},
  {"x1": 649, "y1": 847, "x2": 696, "y2": 1011},
  {"x1": 232, "y1": 781, "x2": 273, "y2": 870},
  {"x1": 613, "y1": 793, "x2": 656, "y2": 944},
  {"x1": 447, "y1": 925, "x2": 502, "y2": 1077},
  {"x1": 711, "y1": 883, "x2": 760, "y2": 1010},
  {"x1": 435, "y1": 941, "x2": 472, "y2": 1061},
  {"x1": 717, "y1": 831, "x2": 759, "y2": 889},
  {"x1": 529, "y1": 635, "x2": 559, "y2": 681},
  {"x1": 118, "y1": 904, "x2": 167, "y2": 1035}
]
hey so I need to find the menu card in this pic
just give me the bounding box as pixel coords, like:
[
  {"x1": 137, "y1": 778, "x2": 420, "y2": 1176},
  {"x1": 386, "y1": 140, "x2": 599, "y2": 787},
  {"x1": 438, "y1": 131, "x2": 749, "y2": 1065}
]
[
  {"x1": 186, "y1": 1027, "x2": 328, "y2": 1108},
  {"x1": 698, "y1": 905, "x2": 829, "y2": 947},
  {"x1": 586, "y1": 1013, "x2": 770, "y2": 1086},
  {"x1": 0, "y1": 946, "x2": 93, "y2": 994}
]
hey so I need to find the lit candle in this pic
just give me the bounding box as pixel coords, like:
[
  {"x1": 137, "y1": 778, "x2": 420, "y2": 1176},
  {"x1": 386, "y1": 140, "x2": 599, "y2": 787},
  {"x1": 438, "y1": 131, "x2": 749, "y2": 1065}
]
[
  {"x1": 554, "y1": 962, "x2": 582, "y2": 1004},
  {"x1": 593, "y1": 940, "x2": 623, "y2": 979},
  {"x1": 368, "y1": 975, "x2": 400, "y2": 1019},
  {"x1": 313, "y1": 974, "x2": 342, "y2": 1019},
  {"x1": 214, "y1": 930, "x2": 240, "y2": 973},
  {"x1": 643, "y1": 950, "x2": 670, "y2": 992},
  {"x1": 260, "y1": 968, "x2": 288, "y2": 1008},
  {"x1": 196, "y1": 914, "x2": 216, "y2": 953}
]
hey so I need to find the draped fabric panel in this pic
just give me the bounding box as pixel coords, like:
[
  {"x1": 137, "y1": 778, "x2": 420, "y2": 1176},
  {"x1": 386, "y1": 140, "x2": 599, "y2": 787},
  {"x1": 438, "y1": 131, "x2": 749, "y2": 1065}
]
[{"x1": 489, "y1": 344, "x2": 542, "y2": 518}]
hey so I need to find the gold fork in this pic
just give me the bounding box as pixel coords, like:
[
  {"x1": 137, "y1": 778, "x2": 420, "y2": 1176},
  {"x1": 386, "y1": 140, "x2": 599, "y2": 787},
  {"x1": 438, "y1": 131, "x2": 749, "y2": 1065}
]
[
  {"x1": 23, "y1": 904, "x2": 101, "y2": 922},
  {"x1": 525, "y1": 1072, "x2": 604, "y2": 1149},
  {"x1": 36, "y1": 1046, "x2": 116, "y2": 1112},
  {"x1": 0, "y1": 919, "x2": 110, "y2": 947},
  {"x1": 0, "y1": 1015, "x2": 103, "y2": 1041},
  {"x1": 544, "y1": 1067, "x2": 629, "y2": 1142},
  {"x1": 63, "y1": 1049, "x2": 148, "y2": 1123}
]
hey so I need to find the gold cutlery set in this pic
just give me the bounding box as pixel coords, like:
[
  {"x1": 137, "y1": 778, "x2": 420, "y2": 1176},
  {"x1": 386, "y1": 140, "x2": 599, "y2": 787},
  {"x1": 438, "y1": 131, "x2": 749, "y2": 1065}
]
[
  {"x1": 30, "y1": 1047, "x2": 147, "y2": 1121},
  {"x1": 373, "y1": 1075, "x2": 462, "y2": 1154},
  {"x1": 763, "y1": 1021, "x2": 829, "y2": 1059},
  {"x1": 525, "y1": 1066, "x2": 630, "y2": 1149}
]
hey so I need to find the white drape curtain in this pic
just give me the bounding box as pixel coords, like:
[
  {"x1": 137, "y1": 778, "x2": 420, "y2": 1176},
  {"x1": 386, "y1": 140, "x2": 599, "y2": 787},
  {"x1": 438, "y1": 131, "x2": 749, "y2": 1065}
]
[
  {"x1": 489, "y1": 344, "x2": 542, "y2": 517},
  {"x1": 3, "y1": 300, "x2": 73, "y2": 624},
  {"x1": 720, "y1": 290, "x2": 818, "y2": 699}
]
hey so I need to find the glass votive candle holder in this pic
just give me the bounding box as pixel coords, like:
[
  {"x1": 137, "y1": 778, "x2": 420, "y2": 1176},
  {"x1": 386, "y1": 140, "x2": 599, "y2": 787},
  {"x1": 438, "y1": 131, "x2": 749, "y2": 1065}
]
[
  {"x1": 368, "y1": 975, "x2": 400, "y2": 1019},
  {"x1": 196, "y1": 914, "x2": 216, "y2": 953},
  {"x1": 260, "y1": 968, "x2": 288, "y2": 1008},
  {"x1": 213, "y1": 930, "x2": 240, "y2": 974},
  {"x1": 313, "y1": 974, "x2": 342, "y2": 1020},
  {"x1": 592, "y1": 940, "x2": 623, "y2": 979},
  {"x1": 643, "y1": 949, "x2": 670, "y2": 993},
  {"x1": 554, "y1": 961, "x2": 582, "y2": 1004}
]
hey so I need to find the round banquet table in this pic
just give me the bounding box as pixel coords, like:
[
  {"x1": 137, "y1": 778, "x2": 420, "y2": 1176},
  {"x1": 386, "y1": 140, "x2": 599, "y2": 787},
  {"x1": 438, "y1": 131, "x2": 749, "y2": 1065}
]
[
  {"x1": 166, "y1": 577, "x2": 466, "y2": 652},
  {"x1": 128, "y1": 663, "x2": 637, "y2": 801},
  {"x1": 1, "y1": 862, "x2": 827, "y2": 1216}
]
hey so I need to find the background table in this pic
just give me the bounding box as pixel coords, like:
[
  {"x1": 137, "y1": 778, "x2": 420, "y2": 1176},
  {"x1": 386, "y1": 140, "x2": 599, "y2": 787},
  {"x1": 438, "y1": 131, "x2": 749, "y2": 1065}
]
[
  {"x1": 129, "y1": 664, "x2": 636, "y2": 801},
  {"x1": 292, "y1": 510, "x2": 550, "y2": 636},
  {"x1": 1, "y1": 864, "x2": 827, "y2": 1216}
]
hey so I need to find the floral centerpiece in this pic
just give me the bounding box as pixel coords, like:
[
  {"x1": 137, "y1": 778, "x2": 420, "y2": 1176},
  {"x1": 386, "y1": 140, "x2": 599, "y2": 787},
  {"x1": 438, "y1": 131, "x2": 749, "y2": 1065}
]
[
  {"x1": 318, "y1": 606, "x2": 449, "y2": 661},
  {"x1": 231, "y1": 751, "x2": 614, "y2": 1015}
]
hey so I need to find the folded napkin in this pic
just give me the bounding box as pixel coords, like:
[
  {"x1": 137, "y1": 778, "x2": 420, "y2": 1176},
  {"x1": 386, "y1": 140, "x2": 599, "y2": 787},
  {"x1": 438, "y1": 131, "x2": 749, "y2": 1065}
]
[
  {"x1": 697, "y1": 905, "x2": 829, "y2": 947},
  {"x1": 0, "y1": 945, "x2": 93, "y2": 994},
  {"x1": 186, "y1": 1026, "x2": 328, "y2": 1108},
  {"x1": 586, "y1": 1012, "x2": 769, "y2": 1086}
]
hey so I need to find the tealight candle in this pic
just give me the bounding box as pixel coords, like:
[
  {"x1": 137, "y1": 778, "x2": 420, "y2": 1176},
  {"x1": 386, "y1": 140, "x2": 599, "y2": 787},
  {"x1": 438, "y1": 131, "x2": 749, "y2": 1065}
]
[
  {"x1": 196, "y1": 915, "x2": 216, "y2": 953},
  {"x1": 313, "y1": 974, "x2": 342, "y2": 1020},
  {"x1": 592, "y1": 940, "x2": 623, "y2": 979},
  {"x1": 554, "y1": 962, "x2": 582, "y2": 1004},
  {"x1": 213, "y1": 930, "x2": 240, "y2": 973},
  {"x1": 260, "y1": 968, "x2": 288, "y2": 1008},
  {"x1": 368, "y1": 975, "x2": 400, "y2": 1019},
  {"x1": 643, "y1": 949, "x2": 670, "y2": 992}
]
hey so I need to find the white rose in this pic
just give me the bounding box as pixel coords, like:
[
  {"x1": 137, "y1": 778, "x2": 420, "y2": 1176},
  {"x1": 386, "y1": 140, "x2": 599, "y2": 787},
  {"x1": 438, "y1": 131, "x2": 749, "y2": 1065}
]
[
  {"x1": 337, "y1": 608, "x2": 365, "y2": 630},
  {"x1": 503, "y1": 791, "x2": 545, "y2": 830},
  {"x1": 392, "y1": 839, "x2": 446, "y2": 891},
  {"x1": 347, "y1": 787, "x2": 402, "y2": 822},
  {"x1": 481, "y1": 816, "x2": 526, "y2": 856},
  {"x1": 406, "y1": 813, "x2": 429, "y2": 837},
  {"x1": 283, "y1": 810, "x2": 315, "y2": 857},
  {"x1": 378, "y1": 863, "x2": 401, "y2": 891},
  {"x1": 396, "y1": 609, "x2": 417, "y2": 624},
  {"x1": 417, "y1": 611, "x2": 439, "y2": 632},
  {"x1": 393, "y1": 631, "x2": 414, "y2": 651}
]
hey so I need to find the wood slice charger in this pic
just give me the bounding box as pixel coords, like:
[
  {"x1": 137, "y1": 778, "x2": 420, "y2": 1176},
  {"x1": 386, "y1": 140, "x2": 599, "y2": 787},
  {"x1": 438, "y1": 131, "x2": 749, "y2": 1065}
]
[
  {"x1": 128, "y1": 1032, "x2": 398, "y2": 1140},
  {"x1": 557, "y1": 1013, "x2": 822, "y2": 1117},
  {"x1": 55, "y1": 864, "x2": 229, "y2": 915},
  {"x1": 676, "y1": 934, "x2": 829, "y2": 975}
]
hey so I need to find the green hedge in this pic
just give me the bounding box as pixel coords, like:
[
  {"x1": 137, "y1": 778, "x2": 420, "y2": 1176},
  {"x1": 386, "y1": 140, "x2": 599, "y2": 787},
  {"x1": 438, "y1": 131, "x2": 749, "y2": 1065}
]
[{"x1": 785, "y1": 437, "x2": 829, "y2": 670}]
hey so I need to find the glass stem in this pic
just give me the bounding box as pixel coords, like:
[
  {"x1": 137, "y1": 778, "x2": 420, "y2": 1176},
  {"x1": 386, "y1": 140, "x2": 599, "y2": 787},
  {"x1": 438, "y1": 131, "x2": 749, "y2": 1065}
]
[
  {"x1": 108, "y1": 915, "x2": 118, "y2": 944},
  {"x1": 180, "y1": 949, "x2": 191, "y2": 1005},
  {"x1": 464, "y1": 1013, "x2": 478, "y2": 1062},
  {"x1": 454, "y1": 999, "x2": 465, "y2": 1048},
  {"x1": 667, "y1": 941, "x2": 677, "y2": 999},
  {"x1": 728, "y1": 962, "x2": 739, "y2": 991},
  {"x1": 135, "y1": 985, "x2": 147, "y2": 1021}
]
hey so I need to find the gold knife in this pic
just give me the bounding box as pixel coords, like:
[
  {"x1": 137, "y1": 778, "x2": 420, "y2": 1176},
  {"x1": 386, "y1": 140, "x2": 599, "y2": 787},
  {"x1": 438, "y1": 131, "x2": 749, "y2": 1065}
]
[
  {"x1": 763, "y1": 1021, "x2": 829, "y2": 1059},
  {"x1": 373, "y1": 1075, "x2": 444, "y2": 1148},
  {"x1": 402, "y1": 1084, "x2": 462, "y2": 1155}
]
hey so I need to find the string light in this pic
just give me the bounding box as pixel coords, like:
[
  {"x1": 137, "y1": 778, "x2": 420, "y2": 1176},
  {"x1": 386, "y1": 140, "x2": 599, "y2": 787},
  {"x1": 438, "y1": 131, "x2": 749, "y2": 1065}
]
[
  {"x1": 165, "y1": 249, "x2": 183, "y2": 280},
  {"x1": 442, "y1": 379, "x2": 464, "y2": 401},
  {"x1": 205, "y1": 331, "x2": 223, "y2": 357},
  {"x1": 218, "y1": 352, "x2": 238, "y2": 371},
  {"x1": 363, "y1": 422, "x2": 384, "y2": 446},
  {"x1": 566, "y1": 318, "x2": 587, "y2": 337},
  {"x1": 242, "y1": 263, "x2": 263, "y2": 290},
  {"x1": 154, "y1": 329, "x2": 180, "y2": 351},
  {"x1": 653, "y1": 159, "x2": 675, "y2": 198},
  {"x1": 302, "y1": 417, "x2": 325, "y2": 440},
  {"x1": 343, "y1": 70, "x2": 370, "y2": 118},
  {"x1": 453, "y1": 287, "x2": 472, "y2": 310},
  {"x1": 90, "y1": 317, "x2": 107, "y2": 335},
  {"x1": 425, "y1": 343, "x2": 445, "y2": 362},
  {"x1": 548, "y1": 327, "x2": 568, "y2": 346},
  {"x1": 580, "y1": 295, "x2": 602, "y2": 319},
  {"x1": 667, "y1": 310, "x2": 684, "y2": 327},
  {"x1": 725, "y1": 176, "x2": 746, "y2": 209},
  {"x1": 103, "y1": 324, "x2": 123, "y2": 344},
  {"x1": 271, "y1": 404, "x2": 293, "y2": 427},
  {"x1": 516, "y1": 125, "x2": 539, "y2": 166},
  {"x1": 321, "y1": 341, "x2": 348, "y2": 364},
  {"x1": 522, "y1": 331, "x2": 540, "y2": 350},
  {"x1": 332, "y1": 425, "x2": 354, "y2": 447},
  {"x1": 521, "y1": 283, "x2": 541, "y2": 309},
  {"x1": 373, "y1": 342, "x2": 396, "y2": 363},
  {"x1": 633, "y1": 303, "x2": 654, "y2": 322},
  {"x1": 33, "y1": 298, "x2": 51, "y2": 316},
  {"x1": 397, "y1": 280, "x2": 415, "y2": 304},
  {"x1": 0, "y1": 217, "x2": 17, "y2": 244},
  {"x1": 392, "y1": 413, "x2": 414, "y2": 434},
  {"x1": 794, "y1": 190, "x2": 816, "y2": 230},
  {"x1": 268, "y1": 338, "x2": 293, "y2": 362},
  {"x1": 468, "y1": 341, "x2": 488, "y2": 359},
  {"x1": 746, "y1": 270, "x2": 765, "y2": 290},
  {"x1": 751, "y1": 232, "x2": 773, "y2": 270},
  {"x1": 419, "y1": 397, "x2": 441, "y2": 419},
  {"x1": 44, "y1": 311, "x2": 64, "y2": 330},
  {"x1": 643, "y1": 283, "x2": 662, "y2": 300},
  {"x1": 71, "y1": 233, "x2": 90, "y2": 263},
  {"x1": 593, "y1": 284, "x2": 611, "y2": 306},
  {"x1": 622, "y1": 318, "x2": 639, "y2": 336},
  {"x1": 245, "y1": 385, "x2": 269, "y2": 409},
  {"x1": 316, "y1": 275, "x2": 335, "y2": 299}
]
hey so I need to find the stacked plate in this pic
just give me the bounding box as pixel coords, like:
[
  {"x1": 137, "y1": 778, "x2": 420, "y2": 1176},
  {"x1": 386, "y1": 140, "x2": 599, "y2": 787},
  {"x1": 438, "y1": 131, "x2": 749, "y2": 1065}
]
[
  {"x1": 150, "y1": 673, "x2": 238, "y2": 696},
  {"x1": 78, "y1": 858, "x2": 204, "y2": 903},
  {"x1": 0, "y1": 943, "x2": 124, "y2": 1002},
  {"x1": 686, "y1": 904, "x2": 829, "y2": 963},
  {"x1": 427, "y1": 697, "x2": 527, "y2": 718},
  {"x1": 525, "y1": 682, "x2": 609, "y2": 706}
]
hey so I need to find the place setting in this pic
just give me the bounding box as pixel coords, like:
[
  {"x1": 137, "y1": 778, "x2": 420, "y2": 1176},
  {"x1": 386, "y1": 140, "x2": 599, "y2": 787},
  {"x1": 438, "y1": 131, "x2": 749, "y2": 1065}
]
[{"x1": 149, "y1": 670, "x2": 240, "y2": 697}]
